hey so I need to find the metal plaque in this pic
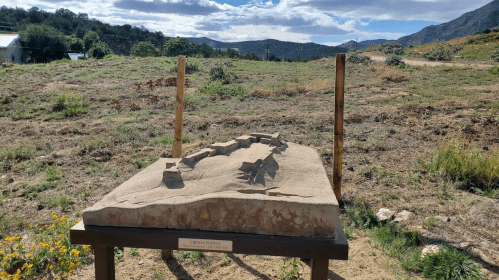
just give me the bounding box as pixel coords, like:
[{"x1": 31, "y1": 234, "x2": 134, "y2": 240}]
[{"x1": 178, "y1": 238, "x2": 233, "y2": 252}]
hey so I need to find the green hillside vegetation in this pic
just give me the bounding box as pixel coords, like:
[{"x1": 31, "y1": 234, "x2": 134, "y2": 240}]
[{"x1": 404, "y1": 28, "x2": 499, "y2": 62}]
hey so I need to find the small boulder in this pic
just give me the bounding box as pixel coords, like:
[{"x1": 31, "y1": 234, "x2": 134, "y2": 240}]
[
  {"x1": 421, "y1": 245, "x2": 440, "y2": 259},
  {"x1": 393, "y1": 210, "x2": 414, "y2": 223},
  {"x1": 376, "y1": 208, "x2": 395, "y2": 221}
]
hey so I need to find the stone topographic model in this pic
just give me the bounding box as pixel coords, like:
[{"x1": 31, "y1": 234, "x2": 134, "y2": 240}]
[{"x1": 83, "y1": 133, "x2": 339, "y2": 238}]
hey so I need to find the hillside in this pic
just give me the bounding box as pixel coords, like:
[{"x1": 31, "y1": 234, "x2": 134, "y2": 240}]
[
  {"x1": 187, "y1": 37, "x2": 346, "y2": 60},
  {"x1": 397, "y1": 0, "x2": 499, "y2": 45}
]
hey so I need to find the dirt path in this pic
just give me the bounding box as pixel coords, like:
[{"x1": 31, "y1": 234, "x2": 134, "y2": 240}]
[{"x1": 363, "y1": 52, "x2": 496, "y2": 68}]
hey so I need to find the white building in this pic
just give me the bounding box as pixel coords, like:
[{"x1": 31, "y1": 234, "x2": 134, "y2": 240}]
[{"x1": 0, "y1": 34, "x2": 24, "y2": 64}]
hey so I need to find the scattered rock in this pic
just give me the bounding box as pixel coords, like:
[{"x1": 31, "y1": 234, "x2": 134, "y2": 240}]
[
  {"x1": 421, "y1": 245, "x2": 440, "y2": 259},
  {"x1": 393, "y1": 210, "x2": 414, "y2": 223},
  {"x1": 376, "y1": 208, "x2": 395, "y2": 221},
  {"x1": 138, "y1": 260, "x2": 144, "y2": 265},
  {"x1": 434, "y1": 215, "x2": 450, "y2": 222}
]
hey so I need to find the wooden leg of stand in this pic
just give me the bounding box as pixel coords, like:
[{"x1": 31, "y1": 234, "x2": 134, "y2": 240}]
[
  {"x1": 162, "y1": 249, "x2": 173, "y2": 260},
  {"x1": 310, "y1": 258, "x2": 329, "y2": 280},
  {"x1": 94, "y1": 246, "x2": 115, "y2": 280}
]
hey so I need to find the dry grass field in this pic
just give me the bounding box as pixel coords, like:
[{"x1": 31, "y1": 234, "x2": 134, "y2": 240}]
[{"x1": 1, "y1": 52, "x2": 498, "y2": 279}]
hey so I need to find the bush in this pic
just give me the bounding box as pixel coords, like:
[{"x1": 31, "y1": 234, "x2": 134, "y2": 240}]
[
  {"x1": 489, "y1": 66, "x2": 499, "y2": 75},
  {"x1": 87, "y1": 41, "x2": 112, "y2": 59},
  {"x1": 419, "y1": 247, "x2": 482, "y2": 280},
  {"x1": 385, "y1": 54, "x2": 404, "y2": 66},
  {"x1": 423, "y1": 44, "x2": 453, "y2": 61},
  {"x1": 346, "y1": 52, "x2": 371, "y2": 65},
  {"x1": 199, "y1": 81, "x2": 247, "y2": 98},
  {"x1": 130, "y1": 41, "x2": 160, "y2": 57},
  {"x1": 69, "y1": 37, "x2": 85, "y2": 53},
  {"x1": 490, "y1": 50, "x2": 499, "y2": 62},
  {"x1": 209, "y1": 62, "x2": 236, "y2": 84},
  {"x1": 378, "y1": 42, "x2": 404, "y2": 55}
]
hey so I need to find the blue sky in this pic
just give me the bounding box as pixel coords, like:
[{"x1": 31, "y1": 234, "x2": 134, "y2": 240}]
[{"x1": 9, "y1": 0, "x2": 493, "y2": 45}]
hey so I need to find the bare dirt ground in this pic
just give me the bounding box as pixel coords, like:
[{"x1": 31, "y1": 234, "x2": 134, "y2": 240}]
[
  {"x1": 364, "y1": 52, "x2": 496, "y2": 68},
  {"x1": 1, "y1": 56, "x2": 499, "y2": 279}
]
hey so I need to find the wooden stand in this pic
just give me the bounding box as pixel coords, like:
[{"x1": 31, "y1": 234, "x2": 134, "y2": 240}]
[{"x1": 71, "y1": 221, "x2": 348, "y2": 280}]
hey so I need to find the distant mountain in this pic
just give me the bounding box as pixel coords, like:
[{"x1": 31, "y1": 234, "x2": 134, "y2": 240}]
[
  {"x1": 337, "y1": 39, "x2": 391, "y2": 50},
  {"x1": 396, "y1": 0, "x2": 499, "y2": 45},
  {"x1": 187, "y1": 37, "x2": 347, "y2": 60}
]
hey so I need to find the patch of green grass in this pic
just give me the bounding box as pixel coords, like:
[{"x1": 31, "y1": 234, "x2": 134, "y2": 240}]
[
  {"x1": 198, "y1": 81, "x2": 247, "y2": 98},
  {"x1": 344, "y1": 198, "x2": 381, "y2": 229},
  {"x1": 22, "y1": 182, "x2": 56, "y2": 200},
  {"x1": 0, "y1": 210, "x2": 25, "y2": 235},
  {"x1": 220, "y1": 254, "x2": 231, "y2": 266},
  {"x1": 421, "y1": 140, "x2": 499, "y2": 193},
  {"x1": 43, "y1": 91, "x2": 87, "y2": 121},
  {"x1": 129, "y1": 248, "x2": 139, "y2": 257},
  {"x1": 40, "y1": 194, "x2": 74, "y2": 211},
  {"x1": 418, "y1": 246, "x2": 482, "y2": 280},
  {"x1": 175, "y1": 251, "x2": 204, "y2": 262},
  {"x1": 45, "y1": 164, "x2": 63, "y2": 181}
]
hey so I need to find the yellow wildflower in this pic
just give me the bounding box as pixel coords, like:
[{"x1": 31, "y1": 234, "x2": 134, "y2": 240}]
[
  {"x1": 50, "y1": 248, "x2": 55, "y2": 252},
  {"x1": 59, "y1": 234, "x2": 64, "y2": 239}
]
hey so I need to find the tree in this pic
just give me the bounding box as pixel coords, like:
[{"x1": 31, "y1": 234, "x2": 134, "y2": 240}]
[
  {"x1": 130, "y1": 41, "x2": 159, "y2": 57},
  {"x1": 83, "y1": 30, "x2": 100, "y2": 50},
  {"x1": 70, "y1": 37, "x2": 85, "y2": 52},
  {"x1": 243, "y1": 52, "x2": 261, "y2": 61},
  {"x1": 163, "y1": 37, "x2": 191, "y2": 57},
  {"x1": 88, "y1": 41, "x2": 112, "y2": 59},
  {"x1": 193, "y1": 43, "x2": 213, "y2": 58},
  {"x1": 226, "y1": 48, "x2": 239, "y2": 58},
  {"x1": 19, "y1": 24, "x2": 68, "y2": 63}
]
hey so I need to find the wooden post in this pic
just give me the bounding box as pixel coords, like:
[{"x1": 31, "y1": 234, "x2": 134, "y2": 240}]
[
  {"x1": 164, "y1": 56, "x2": 186, "y2": 260},
  {"x1": 172, "y1": 56, "x2": 186, "y2": 158},
  {"x1": 333, "y1": 54, "x2": 345, "y2": 201},
  {"x1": 310, "y1": 258, "x2": 329, "y2": 280},
  {"x1": 94, "y1": 246, "x2": 115, "y2": 280}
]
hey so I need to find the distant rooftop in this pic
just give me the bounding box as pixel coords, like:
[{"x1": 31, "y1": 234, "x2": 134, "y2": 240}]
[
  {"x1": 0, "y1": 34, "x2": 20, "y2": 48},
  {"x1": 68, "y1": 53, "x2": 85, "y2": 60}
]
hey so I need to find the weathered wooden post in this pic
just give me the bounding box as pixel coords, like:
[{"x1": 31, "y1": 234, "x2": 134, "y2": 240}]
[
  {"x1": 163, "y1": 55, "x2": 186, "y2": 260},
  {"x1": 172, "y1": 55, "x2": 186, "y2": 158},
  {"x1": 333, "y1": 54, "x2": 345, "y2": 201}
]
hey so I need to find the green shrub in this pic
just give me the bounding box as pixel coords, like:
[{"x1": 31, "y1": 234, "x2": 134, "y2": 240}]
[
  {"x1": 344, "y1": 198, "x2": 380, "y2": 229},
  {"x1": 419, "y1": 247, "x2": 482, "y2": 280},
  {"x1": 209, "y1": 62, "x2": 236, "y2": 84},
  {"x1": 88, "y1": 41, "x2": 112, "y2": 59},
  {"x1": 198, "y1": 81, "x2": 247, "y2": 98},
  {"x1": 130, "y1": 41, "x2": 160, "y2": 57},
  {"x1": 378, "y1": 42, "x2": 404, "y2": 55},
  {"x1": 385, "y1": 54, "x2": 404, "y2": 66},
  {"x1": 489, "y1": 66, "x2": 499, "y2": 75},
  {"x1": 421, "y1": 140, "x2": 499, "y2": 191},
  {"x1": 346, "y1": 52, "x2": 371, "y2": 64},
  {"x1": 44, "y1": 91, "x2": 86, "y2": 120},
  {"x1": 490, "y1": 50, "x2": 499, "y2": 62},
  {"x1": 423, "y1": 44, "x2": 453, "y2": 61},
  {"x1": 45, "y1": 164, "x2": 63, "y2": 181}
]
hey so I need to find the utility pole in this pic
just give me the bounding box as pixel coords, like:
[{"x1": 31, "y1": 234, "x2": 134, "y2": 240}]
[{"x1": 264, "y1": 43, "x2": 270, "y2": 60}]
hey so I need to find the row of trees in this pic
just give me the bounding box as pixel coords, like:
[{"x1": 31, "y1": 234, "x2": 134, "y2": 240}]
[
  {"x1": 130, "y1": 37, "x2": 262, "y2": 60},
  {"x1": 19, "y1": 25, "x2": 112, "y2": 62},
  {"x1": 0, "y1": 6, "x2": 167, "y2": 55}
]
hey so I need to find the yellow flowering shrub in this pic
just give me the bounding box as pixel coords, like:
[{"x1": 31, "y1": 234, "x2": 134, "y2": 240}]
[{"x1": 0, "y1": 212, "x2": 91, "y2": 280}]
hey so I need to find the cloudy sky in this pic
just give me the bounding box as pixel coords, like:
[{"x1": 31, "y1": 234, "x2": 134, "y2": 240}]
[{"x1": 7, "y1": 0, "x2": 493, "y2": 45}]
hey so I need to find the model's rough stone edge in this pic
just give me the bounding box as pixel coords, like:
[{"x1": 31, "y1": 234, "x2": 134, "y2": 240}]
[{"x1": 82, "y1": 196, "x2": 337, "y2": 239}]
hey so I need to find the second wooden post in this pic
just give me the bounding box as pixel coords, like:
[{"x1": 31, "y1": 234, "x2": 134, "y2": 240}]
[{"x1": 333, "y1": 53, "x2": 345, "y2": 201}]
